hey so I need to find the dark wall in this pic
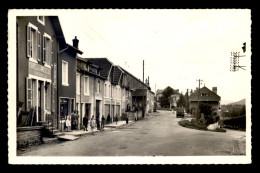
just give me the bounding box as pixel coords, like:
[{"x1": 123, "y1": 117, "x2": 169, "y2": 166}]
[
  {"x1": 16, "y1": 16, "x2": 59, "y2": 113},
  {"x1": 58, "y1": 50, "x2": 77, "y2": 99}
]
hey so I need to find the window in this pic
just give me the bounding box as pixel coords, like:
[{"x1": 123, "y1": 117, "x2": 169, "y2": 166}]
[
  {"x1": 201, "y1": 93, "x2": 208, "y2": 96},
  {"x1": 62, "y1": 60, "x2": 68, "y2": 86},
  {"x1": 43, "y1": 33, "x2": 53, "y2": 66},
  {"x1": 76, "y1": 73, "x2": 80, "y2": 94},
  {"x1": 27, "y1": 23, "x2": 38, "y2": 62},
  {"x1": 84, "y1": 76, "x2": 89, "y2": 95},
  {"x1": 71, "y1": 99, "x2": 74, "y2": 113},
  {"x1": 37, "y1": 16, "x2": 45, "y2": 25}
]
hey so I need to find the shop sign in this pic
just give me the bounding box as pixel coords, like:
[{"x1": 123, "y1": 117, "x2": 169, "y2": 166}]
[{"x1": 29, "y1": 61, "x2": 51, "y2": 79}]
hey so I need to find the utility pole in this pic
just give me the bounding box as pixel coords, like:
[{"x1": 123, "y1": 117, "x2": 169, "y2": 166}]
[
  {"x1": 196, "y1": 79, "x2": 203, "y2": 120},
  {"x1": 142, "y1": 60, "x2": 145, "y2": 118}
]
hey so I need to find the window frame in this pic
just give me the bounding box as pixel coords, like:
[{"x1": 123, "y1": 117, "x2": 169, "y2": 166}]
[
  {"x1": 62, "y1": 60, "x2": 69, "y2": 86},
  {"x1": 43, "y1": 33, "x2": 52, "y2": 68},
  {"x1": 84, "y1": 76, "x2": 89, "y2": 96},
  {"x1": 27, "y1": 23, "x2": 38, "y2": 63},
  {"x1": 37, "y1": 16, "x2": 45, "y2": 25}
]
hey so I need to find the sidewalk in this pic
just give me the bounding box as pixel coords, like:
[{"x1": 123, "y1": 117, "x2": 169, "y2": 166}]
[
  {"x1": 104, "y1": 120, "x2": 133, "y2": 128},
  {"x1": 43, "y1": 120, "x2": 132, "y2": 143}
]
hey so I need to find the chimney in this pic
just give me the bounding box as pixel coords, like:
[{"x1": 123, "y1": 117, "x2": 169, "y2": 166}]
[
  {"x1": 212, "y1": 87, "x2": 217, "y2": 94},
  {"x1": 148, "y1": 76, "x2": 150, "y2": 86},
  {"x1": 73, "y1": 36, "x2": 79, "y2": 49}
]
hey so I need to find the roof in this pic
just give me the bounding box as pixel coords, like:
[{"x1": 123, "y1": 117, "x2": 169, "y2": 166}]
[
  {"x1": 113, "y1": 66, "x2": 123, "y2": 84},
  {"x1": 67, "y1": 44, "x2": 83, "y2": 55},
  {"x1": 118, "y1": 65, "x2": 151, "y2": 90},
  {"x1": 87, "y1": 58, "x2": 113, "y2": 79},
  {"x1": 189, "y1": 86, "x2": 221, "y2": 102}
]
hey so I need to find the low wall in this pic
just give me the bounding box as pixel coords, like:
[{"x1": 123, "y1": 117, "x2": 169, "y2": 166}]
[{"x1": 17, "y1": 126, "x2": 43, "y2": 148}]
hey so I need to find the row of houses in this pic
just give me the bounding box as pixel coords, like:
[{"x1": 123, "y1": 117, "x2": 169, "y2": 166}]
[{"x1": 16, "y1": 16, "x2": 155, "y2": 133}]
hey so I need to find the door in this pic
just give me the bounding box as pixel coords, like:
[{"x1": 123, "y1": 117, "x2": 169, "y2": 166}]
[
  {"x1": 85, "y1": 104, "x2": 90, "y2": 119},
  {"x1": 96, "y1": 100, "x2": 100, "y2": 117},
  {"x1": 38, "y1": 81, "x2": 42, "y2": 121}
]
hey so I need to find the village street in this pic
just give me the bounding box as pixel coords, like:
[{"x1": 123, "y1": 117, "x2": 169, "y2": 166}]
[{"x1": 18, "y1": 110, "x2": 246, "y2": 156}]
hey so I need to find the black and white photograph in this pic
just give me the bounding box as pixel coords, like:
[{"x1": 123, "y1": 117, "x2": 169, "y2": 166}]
[{"x1": 8, "y1": 9, "x2": 251, "y2": 164}]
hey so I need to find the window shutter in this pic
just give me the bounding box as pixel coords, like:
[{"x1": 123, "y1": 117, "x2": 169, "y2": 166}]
[
  {"x1": 26, "y1": 77, "x2": 32, "y2": 111},
  {"x1": 50, "y1": 39, "x2": 53, "y2": 66},
  {"x1": 37, "y1": 31, "x2": 41, "y2": 62},
  {"x1": 43, "y1": 36, "x2": 46, "y2": 63},
  {"x1": 27, "y1": 25, "x2": 31, "y2": 58}
]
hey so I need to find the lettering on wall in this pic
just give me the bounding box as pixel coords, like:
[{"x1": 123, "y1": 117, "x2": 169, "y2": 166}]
[{"x1": 29, "y1": 61, "x2": 51, "y2": 79}]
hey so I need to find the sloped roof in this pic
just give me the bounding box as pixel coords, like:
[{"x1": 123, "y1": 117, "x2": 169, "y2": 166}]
[
  {"x1": 86, "y1": 58, "x2": 113, "y2": 79},
  {"x1": 189, "y1": 86, "x2": 221, "y2": 102},
  {"x1": 113, "y1": 66, "x2": 123, "y2": 84}
]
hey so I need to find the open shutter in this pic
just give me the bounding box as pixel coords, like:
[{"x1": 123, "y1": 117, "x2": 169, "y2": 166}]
[
  {"x1": 26, "y1": 77, "x2": 32, "y2": 111},
  {"x1": 43, "y1": 36, "x2": 46, "y2": 63},
  {"x1": 27, "y1": 25, "x2": 31, "y2": 58},
  {"x1": 37, "y1": 31, "x2": 41, "y2": 62},
  {"x1": 50, "y1": 39, "x2": 53, "y2": 66}
]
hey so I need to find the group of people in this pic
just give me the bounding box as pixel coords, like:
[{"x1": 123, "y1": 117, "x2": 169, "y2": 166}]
[
  {"x1": 65, "y1": 111, "x2": 127, "y2": 134},
  {"x1": 82, "y1": 113, "x2": 121, "y2": 134},
  {"x1": 64, "y1": 110, "x2": 79, "y2": 132}
]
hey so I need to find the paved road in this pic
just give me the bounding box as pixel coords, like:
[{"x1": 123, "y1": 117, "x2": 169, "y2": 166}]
[{"x1": 18, "y1": 110, "x2": 246, "y2": 156}]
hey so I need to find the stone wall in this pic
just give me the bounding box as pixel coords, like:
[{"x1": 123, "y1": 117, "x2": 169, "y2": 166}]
[{"x1": 17, "y1": 126, "x2": 43, "y2": 148}]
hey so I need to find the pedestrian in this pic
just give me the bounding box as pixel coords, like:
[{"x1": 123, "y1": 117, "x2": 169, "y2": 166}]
[
  {"x1": 71, "y1": 111, "x2": 76, "y2": 130},
  {"x1": 135, "y1": 107, "x2": 138, "y2": 121},
  {"x1": 83, "y1": 114, "x2": 88, "y2": 131},
  {"x1": 96, "y1": 113, "x2": 100, "y2": 130},
  {"x1": 90, "y1": 115, "x2": 95, "y2": 135},
  {"x1": 115, "y1": 113, "x2": 118, "y2": 125},
  {"x1": 101, "y1": 115, "x2": 105, "y2": 130},
  {"x1": 66, "y1": 114, "x2": 71, "y2": 132},
  {"x1": 126, "y1": 112, "x2": 129, "y2": 124},
  {"x1": 107, "y1": 114, "x2": 110, "y2": 124}
]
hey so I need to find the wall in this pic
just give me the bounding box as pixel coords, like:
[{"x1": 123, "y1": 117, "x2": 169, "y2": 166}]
[
  {"x1": 17, "y1": 126, "x2": 43, "y2": 148},
  {"x1": 16, "y1": 16, "x2": 59, "y2": 128}
]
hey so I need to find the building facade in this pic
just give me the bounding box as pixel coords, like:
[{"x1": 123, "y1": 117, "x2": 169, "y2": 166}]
[
  {"x1": 57, "y1": 37, "x2": 83, "y2": 130},
  {"x1": 16, "y1": 16, "x2": 65, "y2": 127},
  {"x1": 76, "y1": 57, "x2": 106, "y2": 128},
  {"x1": 189, "y1": 86, "x2": 221, "y2": 115}
]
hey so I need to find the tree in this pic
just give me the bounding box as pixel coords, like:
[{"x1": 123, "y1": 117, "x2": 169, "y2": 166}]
[
  {"x1": 158, "y1": 86, "x2": 175, "y2": 108},
  {"x1": 177, "y1": 93, "x2": 186, "y2": 108},
  {"x1": 185, "y1": 90, "x2": 190, "y2": 113}
]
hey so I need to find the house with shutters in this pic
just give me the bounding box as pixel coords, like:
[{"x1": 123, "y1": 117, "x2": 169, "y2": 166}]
[
  {"x1": 189, "y1": 86, "x2": 221, "y2": 115},
  {"x1": 75, "y1": 56, "x2": 105, "y2": 128},
  {"x1": 16, "y1": 16, "x2": 63, "y2": 128},
  {"x1": 86, "y1": 58, "x2": 121, "y2": 122},
  {"x1": 57, "y1": 36, "x2": 83, "y2": 131}
]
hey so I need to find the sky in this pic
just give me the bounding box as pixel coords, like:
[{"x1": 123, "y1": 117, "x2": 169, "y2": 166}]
[{"x1": 56, "y1": 9, "x2": 251, "y2": 103}]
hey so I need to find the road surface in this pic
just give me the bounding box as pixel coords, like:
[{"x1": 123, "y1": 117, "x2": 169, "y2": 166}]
[{"x1": 18, "y1": 110, "x2": 246, "y2": 156}]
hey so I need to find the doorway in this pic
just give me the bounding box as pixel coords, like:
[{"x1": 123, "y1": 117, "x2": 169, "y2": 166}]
[
  {"x1": 38, "y1": 81, "x2": 42, "y2": 121},
  {"x1": 96, "y1": 100, "x2": 100, "y2": 117}
]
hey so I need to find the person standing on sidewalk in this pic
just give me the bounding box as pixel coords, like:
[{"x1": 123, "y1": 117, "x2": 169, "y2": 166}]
[
  {"x1": 66, "y1": 114, "x2": 71, "y2": 132},
  {"x1": 83, "y1": 114, "x2": 88, "y2": 131},
  {"x1": 101, "y1": 115, "x2": 105, "y2": 130},
  {"x1": 107, "y1": 114, "x2": 110, "y2": 124},
  {"x1": 115, "y1": 113, "x2": 118, "y2": 125},
  {"x1": 126, "y1": 113, "x2": 129, "y2": 124},
  {"x1": 90, "y1": 116, "x2": 95, "y2": 135},
  {"x1": 96, "y1": 113, "x2": 100, "y2": 130}
]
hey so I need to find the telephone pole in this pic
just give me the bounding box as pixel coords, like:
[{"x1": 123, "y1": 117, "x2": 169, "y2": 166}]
[{"x1": 196, "y1": 79, "x2": 203, "y2": 120}]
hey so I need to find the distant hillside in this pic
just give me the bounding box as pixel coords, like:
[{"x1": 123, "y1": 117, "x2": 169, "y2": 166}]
[
  {"x1": 229, "y1": 99, "x2": 246, "y2": 105},
  {"x1": 221, "y1": 100, "x2": 235, "y2": 105}
]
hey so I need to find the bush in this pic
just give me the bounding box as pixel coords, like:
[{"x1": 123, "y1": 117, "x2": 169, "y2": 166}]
[
  {"x1": 222, "y1": 116, "x2": 245, "y2": 130},
  {"x1": 179, "y1": 119, "x2": 225, "y2": 132}
]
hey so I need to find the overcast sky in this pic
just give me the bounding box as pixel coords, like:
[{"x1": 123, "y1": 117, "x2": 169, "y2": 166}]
[{"x1": 56, "y1": 9, "x2": 251, "y2": 103}]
